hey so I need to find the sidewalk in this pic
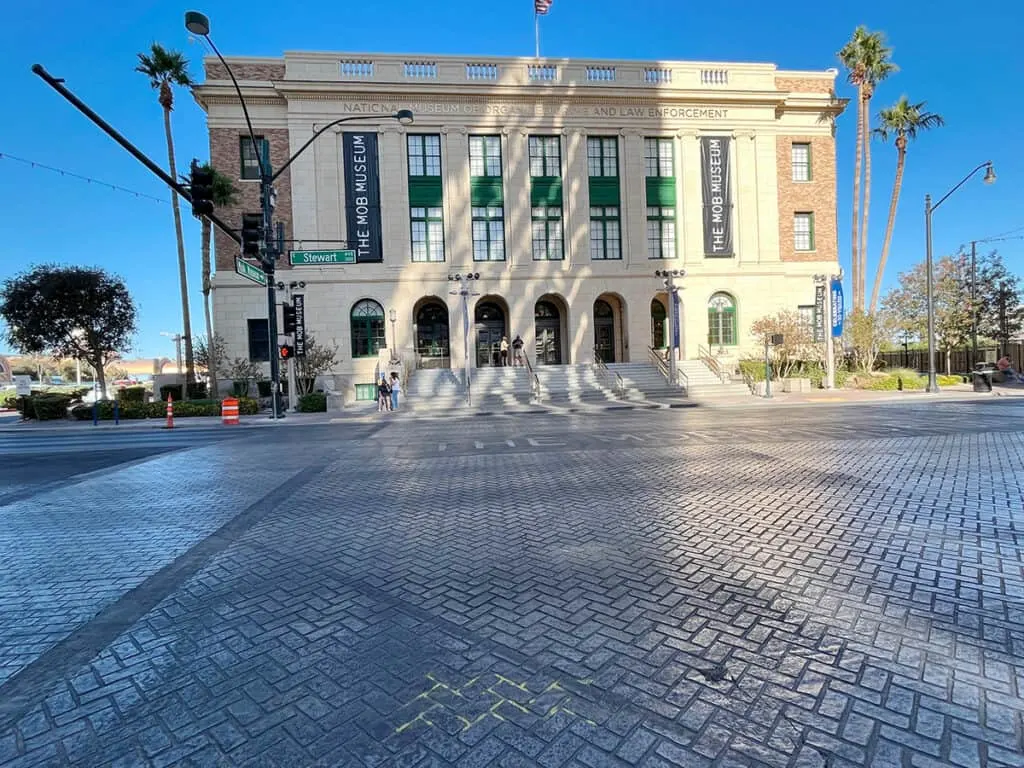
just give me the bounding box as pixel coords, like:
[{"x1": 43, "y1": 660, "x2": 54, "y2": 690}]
[{"x1": 0, "y1": 410, "x2": 340, "y2": 433}]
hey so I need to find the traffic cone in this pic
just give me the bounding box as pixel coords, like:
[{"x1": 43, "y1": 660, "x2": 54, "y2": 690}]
[{"x1": 164, "y1": 393, "x2": 175, "y2": 429}]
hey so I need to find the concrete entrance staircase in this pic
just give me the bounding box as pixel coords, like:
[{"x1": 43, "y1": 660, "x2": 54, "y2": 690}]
[
  {"x1": 404, "y1": 366, "x2": 535, "y2": 412},
  {"x1": 404, "y1": 368, "x2": 465, "y2": 412},
  {"x1": 606, "y1": 362, "x2": 688, "y2": 400},
  {"x1": 535, "y1": 364, "x2": 621, "y2": 404},
  {"x1": 470, "y1": 367, "x2": 535, "y2": 409},
  {"x1": 678, "y1": 359, "x2": 751, "y2": 399}
]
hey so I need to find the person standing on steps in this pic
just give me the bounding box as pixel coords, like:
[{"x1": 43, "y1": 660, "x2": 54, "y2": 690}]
[
  {"x1": 512, "y1": 334, "x2": 524, "y2": 367},
  {"x1": 389, "y1": 371, "x2": 402, "y2": 411},
  {"x1": 500, "y1": 336, "x2": 509, "y2": 367}
]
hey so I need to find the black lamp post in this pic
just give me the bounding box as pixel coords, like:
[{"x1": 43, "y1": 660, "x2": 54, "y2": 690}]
[
  {"x1": 185, "y1": 11, "x2": 413, "y2": 418},
  {"x1": 924, "y1": 161, "x2": 995, "y2": 393},
  {"x1": 654, "y1": 269, "x2": 685, "y2": 384}
]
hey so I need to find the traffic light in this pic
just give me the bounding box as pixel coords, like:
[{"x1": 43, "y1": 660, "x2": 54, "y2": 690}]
[
  {"x1": 279, "y1": 345, "x2": 294, "y2": 360},
  {"x1": 282, "y1": 303, "x2": 296, "y2": 334},
  {"x1": 189, "y1": 160, "x2": 215, "y2": 218},
  {"x1": 240, "y1": 214, "x2": 262, "y2": 258}
]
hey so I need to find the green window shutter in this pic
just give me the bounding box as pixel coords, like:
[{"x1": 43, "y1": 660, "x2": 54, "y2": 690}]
[
  {"x1": 589, "y1": 178, "x2": 620, "y2": 206},
  {"x1": 408, "y1": 177, "x2": 443, "y2": 207},
  {"x1": 646, "y1": 177, "x2": 676, "y2": 206},
  {"x1": 809, "y1": 213, "x2": 816, "y2": 250},
  {"x1": 530, "y1": 177, "x2": 563, "y2": 206},
  {"x1": 470, "y1": 178, "x2": 504, "y2": 206}
]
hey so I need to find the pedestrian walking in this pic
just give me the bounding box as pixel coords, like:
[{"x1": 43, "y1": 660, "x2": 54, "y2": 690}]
[
  {"x1": 512, "y1": 334, "x2": 524, "y2": 367},
  {"x1": 500, "y1": 336, "x2": 509, "y2": 367},
  {"x1": 389, "y1": 371, "x2": 401, "y2": 411},
  {"x1": 377, "y1": 374, "x2": 392, "y2": 412}
]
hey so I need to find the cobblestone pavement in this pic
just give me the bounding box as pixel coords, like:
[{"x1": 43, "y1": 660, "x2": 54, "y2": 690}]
[{"x1": 1, "y1": 401, "x2": 1023, "y2": 767}]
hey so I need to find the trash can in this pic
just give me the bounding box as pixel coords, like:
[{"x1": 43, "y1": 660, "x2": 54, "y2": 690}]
[{"x1": 972, "y1": 371, "x2": 993, "y2": 392}]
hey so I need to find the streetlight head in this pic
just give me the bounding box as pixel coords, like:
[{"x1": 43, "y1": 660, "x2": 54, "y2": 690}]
[
  {"x1": 395, "y1": 109, "x2": 414, "y2": 126},
  {"x1": 472, "y1": 272, "x2": 480, "y2": 280},
  {"x1": 389, "y1": 308, "x2": 397, "y2": 322},
  {"x1": 454, "y1": 273, "x2": 462, "y2": 281},
  {"x1": 983, "y1": 163, "x2": 996, "y2": 185},
  {"x1": 184, "y1": 11, "x2": 210, "y2": 36}
]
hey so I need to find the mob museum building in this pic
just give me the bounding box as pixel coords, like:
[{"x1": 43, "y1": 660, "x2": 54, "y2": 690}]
[{"x1": 195, "y1": 49, "x2": 846, "y2": 397}]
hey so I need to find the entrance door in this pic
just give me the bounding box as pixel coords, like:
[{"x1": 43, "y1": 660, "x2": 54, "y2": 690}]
[
  {"x1": 415, "y1": 302, "x2": 450, "y2": 368},
  {"x1": 534, "y1": 300, "x2": 562, "y2": 365},
  {"x1": 651, "y1": 299, "x2": 667, "y2": 350},
  {"x1": 475, "y1": 301, "x2": 505, "y2": 366},
  {"x1": 594, "y1": 299, "x2": 616, "y2": 363}
]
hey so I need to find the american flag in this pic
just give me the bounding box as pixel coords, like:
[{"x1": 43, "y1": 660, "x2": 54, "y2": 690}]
[{"x1": 535, "y1": 0, "x2": 553, "y2": 14}]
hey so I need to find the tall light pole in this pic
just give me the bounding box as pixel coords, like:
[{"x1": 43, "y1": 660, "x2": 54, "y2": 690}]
[
  {"x1": 448, "y1": 273, "x2": 481, "y2": 405},
  {"x1": 184, "y1": 11, "x2": 413, "y2": 419},
  {"x1": 924, "y1": 161, "x2": 996, "y2": 393},
  {"x1": 655, "y1": 269, "x2": 685, "y2": 385},
  {"x1": 161, "y1": 331, "x2": 184, "y2": 375},
  {"x1": 389, "y1": 309, "x2": 398, "y2": 363}
]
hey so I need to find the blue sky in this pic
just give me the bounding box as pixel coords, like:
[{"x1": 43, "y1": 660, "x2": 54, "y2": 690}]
[{"x1": 2, "y1": 0, "x2": 1020, "y2": 358}]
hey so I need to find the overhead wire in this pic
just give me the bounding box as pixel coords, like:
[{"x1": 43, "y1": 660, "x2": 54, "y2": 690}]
[{"x1": 0, "y1": 152, "x2": 169, "y2": 205}]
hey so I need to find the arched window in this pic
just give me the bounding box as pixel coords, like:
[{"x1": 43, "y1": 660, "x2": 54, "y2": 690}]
[
  {"x1": 707, "y1": 293, "x2": 737, "y2": 347},
  {"x1": 351, "y1": 299, "x2": 386, "y2": 358}
]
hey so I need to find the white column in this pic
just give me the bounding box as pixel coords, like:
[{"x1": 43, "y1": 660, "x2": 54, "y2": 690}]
[
  {"x1": 505, "y1": 128, "x2": 531, "y2": 267},
  {"x1": 621, "y1": 131, "x2": 645, "y2": 266},
  {"x1": 755, "y1": 134, "x2": 781, "y2": 262},
  {"x1": 378, "y1": 127, "x2": 408, "y2": 267},
  {"x1": 443, "y1": 127, "x2": 471, "y2": 266},
  {"x1": 735, "y1": 131, "x2": 758, "y2": 264},
  {"x1": 562, "y1": 128, "x2": 589, "y2": 267},
  {"x1": 288, "y1": 118, "x2": 319, "y2": 243},
  {"x1": 679, "y1": 132, "x2": 703, "y2": 265}
]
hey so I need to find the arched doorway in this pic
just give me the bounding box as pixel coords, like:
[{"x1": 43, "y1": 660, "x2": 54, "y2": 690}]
[
  {"x1": 414, "y1": 299, "x2": 450, "y2": 368},
  {"x1": 651, "y1": 298, "x2": 667, "y2": 350},
  {"x1": 475, "y1": 300, "x2": 506, "y2": 367},
  {"x1": 534, "y1": 299, "x2": 563, "y2": 365},
  {"x1": 594, "y1": 299, "x2": 616, "y2": 363}
]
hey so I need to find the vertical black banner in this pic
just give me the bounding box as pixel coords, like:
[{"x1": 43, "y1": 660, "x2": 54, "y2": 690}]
[
  {"x1": 342, "y1": 132, "x2": 383, "y2": 263},
  {"x1": 293, "y1": 294, "x2": 306, "y2": 357},
  {"x1": 700, "y1": 136, "x2": 734, "y2": 257},
  {"x1": 814, "y1": 284, "x2": 825, "y2": 343}
]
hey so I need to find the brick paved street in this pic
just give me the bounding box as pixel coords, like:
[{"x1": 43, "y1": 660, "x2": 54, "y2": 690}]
[{"x1": 1, "y1": 401, "x2": 1022, "y2": 767}]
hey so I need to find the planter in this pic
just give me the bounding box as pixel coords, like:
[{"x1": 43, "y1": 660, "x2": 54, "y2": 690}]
[{"x1": 782, "y1": 377, "x2": 811, "y2": 393}]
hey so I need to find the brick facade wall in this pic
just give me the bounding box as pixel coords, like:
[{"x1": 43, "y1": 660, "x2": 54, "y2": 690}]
[
  {"x1": 209, "y1": 128, "x2": 293, "y2": 271},
  {"x1": 775, "y1": 135, "x2": 838, "y2": 263},
  {"x1": 204, "y1": 61, "x2": 285, "y2": 81}
]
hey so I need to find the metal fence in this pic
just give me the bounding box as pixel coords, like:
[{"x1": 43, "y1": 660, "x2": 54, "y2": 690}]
[{"x1": 876, "y1": 344, "x2": 1023, "y2": 374}]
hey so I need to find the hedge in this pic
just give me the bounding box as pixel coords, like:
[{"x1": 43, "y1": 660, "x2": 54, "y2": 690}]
[
  {"x1": 297, "y1": 393, "x2": 327, "y2": 412},
  {"x1": 159, "y1": 384, "x2": 184, "y2": 402},
  {"x1": 118, "y1": 386, "x2": 147, "y2": 403},
  {"x1": 70, "y1": 397, "x2": 259, "y2": 421}
]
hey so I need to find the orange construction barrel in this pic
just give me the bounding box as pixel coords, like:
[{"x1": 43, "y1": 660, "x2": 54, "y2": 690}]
[{"x1": 221, "y1": 397, "x2": 240, "y2": 425}]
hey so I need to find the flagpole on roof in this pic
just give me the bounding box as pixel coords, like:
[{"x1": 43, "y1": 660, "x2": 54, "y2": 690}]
[{"x1": 535, "y1": 12, "x2": 540, "y2": 58}]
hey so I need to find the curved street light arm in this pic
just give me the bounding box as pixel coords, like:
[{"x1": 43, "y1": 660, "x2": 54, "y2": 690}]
[
  {"x1": 271, "y1": 115, "x2": 397, "y2": 183},
  {"x1": 932, "y1": 161, "x2": 992, "y2": 213},
  {"x1": 202, "y1": 35, "x2": 265, "y2": 179}
]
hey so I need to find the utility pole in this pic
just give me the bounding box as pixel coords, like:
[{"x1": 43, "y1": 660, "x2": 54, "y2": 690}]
[
  {"x1": 655, "y1": 269, "x2": 685, "y2": 384},
  {"x1": 449, "y1": 273, "x2": 481, "y2": 406}
]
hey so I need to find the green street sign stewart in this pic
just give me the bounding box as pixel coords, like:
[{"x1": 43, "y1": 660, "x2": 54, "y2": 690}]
[
  {"x1": 235, "y1": 257, "x2": 267, "y2": 286},
  {"x1": 289, "y1": 249, "x2": 355, "y2": 266}
]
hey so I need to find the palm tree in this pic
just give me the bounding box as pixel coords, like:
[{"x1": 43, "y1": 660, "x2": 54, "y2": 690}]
[
  {"x1": 838, "y1": 27, "x2": 897, "y2": 312},
  {"x1": 869, "y1": 97, "x2": 944, "y2": 313},
  {"x1": 136, "y1": 43, "x2": 197, "y2": 387},
  {"x1": 183, "y1": 163, "x2": 237, "y2": 398}
]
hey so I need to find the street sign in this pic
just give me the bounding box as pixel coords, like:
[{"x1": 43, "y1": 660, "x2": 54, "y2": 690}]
[
  {"x1": 289, "y1": 249, "x2": 355, "y2": 266},
  {"x1": 235, "y1": 257, "x2": 267, "y2": 286},
  {"x1": 13, "y1": 375, "x2": 31, "y2": 397},
  {"x1": 293, "y1": 294, "x2": 306, "y2": 358}
]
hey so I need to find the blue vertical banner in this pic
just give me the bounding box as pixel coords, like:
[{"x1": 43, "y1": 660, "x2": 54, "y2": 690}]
[
  {"x1": 830, "y1": 279, "x2": 844, "y2": 337},
  {"x1": 671, "y1": 291, "x2": 681, "y2": 350}
]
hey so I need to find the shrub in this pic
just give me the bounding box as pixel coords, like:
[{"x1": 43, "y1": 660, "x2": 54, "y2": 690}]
[
  {"x1": 297, "y1": 393, "x2": 327, "y2": 412},
  {"x1": 237, "y1": 397, "x2": 259, "y2": 415},
  {"x1": 186, "y1": 381, "x2": 208, "y2": 400},
  {"x1": 938, "y1": 374, "x2": 963, "y2": 386},
  {"x1": 159, "y1": 384, "x2": 183, "y2": 402},
  {"x1": 118, "y1": 386, "x2": 147, "y2": 403},
  {"x1": 864, "y1": 375, "x2": 900, "y2": 391},
  {"x1": 31, "y1": 393, "x2": 72, "y2": 420},
  {"x1": 739, "y1": 359, "x2": 768, "y2": 383}
]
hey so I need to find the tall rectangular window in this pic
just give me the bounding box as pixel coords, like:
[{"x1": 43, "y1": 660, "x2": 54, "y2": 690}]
[
  {"x1": 532, "y1": 207, "x2": 563, "y2": 261},
  {"x1": 472, "y1": 206, "x2": 505, "y2": 261},
  {"x1": 529, "y1": 136, "x2": 561, "y2": 177},
  {"x1": 411, "y1": 207, "x2": 445, "y2": 262},
  {"x1": 792, "y1": 143, "x2": 811, "y2": 182},
  {"x1": 587, "y1": 137, "x2": 618, "y2": 177},
  {"x1": 240, "y1": 136, "x2": 268, "y2": 180},
  {"x1": 794, "y1": 212, "x2": 814, "y2": 251},
  {"x1": 647, "y1": 207, "x2": 677, "y2": 259},
  {"x1": 590, "y1": 207, "x2": 621, "y2": 260},
  {"x1": 469, "y1": 136, "x2": 502, "y2": 177},
  {"x1": 247, "y1": 318, "x2": 269, "y2": 361},
  {"x1": 408, "y1": 135, "x2": 442, "y2": 176},
  {"x1": 644, "y1": 138, "x2": 674, "y2": 177}
]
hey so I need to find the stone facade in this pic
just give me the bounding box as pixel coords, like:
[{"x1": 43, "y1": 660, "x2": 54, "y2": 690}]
[{"x1": 194, "y1": 53, "x2": 846, "y2": 397}]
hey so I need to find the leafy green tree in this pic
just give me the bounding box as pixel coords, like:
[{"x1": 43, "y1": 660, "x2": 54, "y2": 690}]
[
  {"x1": 136, "y1": 43, "x2": 196, "y2": 385},
  {"x1": 976, "y1": 250, "x2": 1023, "y2": 355},
  {"x1": 749, "y1": 310, "x2": 818, "y2": 379},
  {"x1": 0, "y1": 265, "x2": 137, "y2": 398}
]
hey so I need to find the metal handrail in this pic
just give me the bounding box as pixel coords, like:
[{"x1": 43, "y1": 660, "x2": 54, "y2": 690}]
[
  {"x1": 522, "y1": 348, "x2": 542, "y2": 402},
  {"x1": 592, "y1": 347, "x2": 625, "y2": 397},
  {"x1": 649, "y1": 346, "x2": 687, "y2": 390},
  {"x1": 698, "y1": 343, "x2": 727, "y2": 383}
]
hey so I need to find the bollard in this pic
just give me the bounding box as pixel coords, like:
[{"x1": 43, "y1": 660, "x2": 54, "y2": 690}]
[
  {"x1": 114, "y1": 400, "x2": 120, "y2": 425},
  {"x1": 164, "y1": 393, "x2": 175, "y2": 429},
  {"x1": 92, "y1": 400, "x2": 98, "y2": 426}
]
